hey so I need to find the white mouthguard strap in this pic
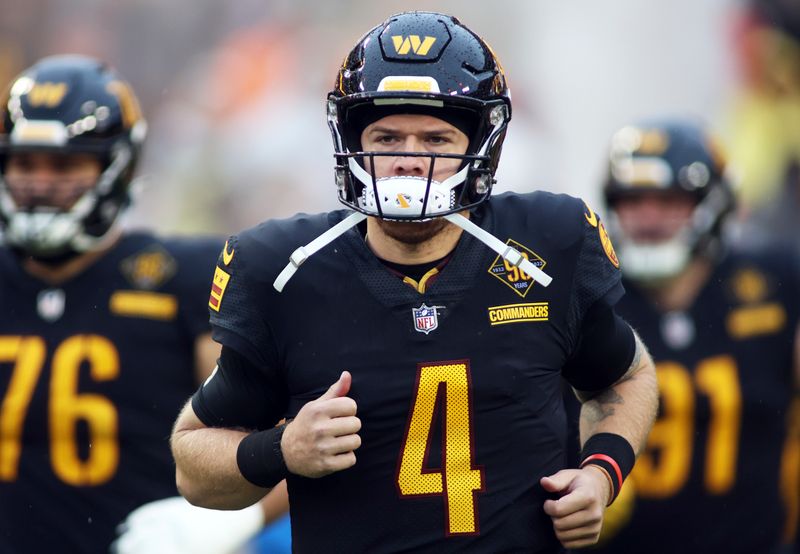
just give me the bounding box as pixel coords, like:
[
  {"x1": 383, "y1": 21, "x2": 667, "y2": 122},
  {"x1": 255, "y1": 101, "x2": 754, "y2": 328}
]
[
  {"x1": 273, "y1": 211, "x2": 367, "y2": 292},
  {"x1": 273, "y1": 209, "x2": 553, "y2": 293},
  {"x1": 443, "y1": 212, "x2": 553, "y2": 287}
]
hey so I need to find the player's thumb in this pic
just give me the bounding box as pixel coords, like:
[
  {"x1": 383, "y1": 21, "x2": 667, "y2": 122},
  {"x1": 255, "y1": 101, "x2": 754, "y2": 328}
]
[
  {"x1": 540, "y1": 469, "x2": 575, "y2": 494},
  {"x1": 318, "y1": 371, "x2": 352, "y2": 401}
]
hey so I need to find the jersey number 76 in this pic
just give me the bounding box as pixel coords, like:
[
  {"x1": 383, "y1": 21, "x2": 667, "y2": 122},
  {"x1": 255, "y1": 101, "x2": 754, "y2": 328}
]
[{"x1": 0, "y1": 335, "x2": 119, "y2": 485}]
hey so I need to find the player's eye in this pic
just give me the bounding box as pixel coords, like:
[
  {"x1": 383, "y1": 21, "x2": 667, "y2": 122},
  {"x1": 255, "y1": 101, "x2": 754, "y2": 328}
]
[
  {"x1": 8, "y1": 155, "x2": 35, "y2": 172},
  {"x1": 376, "y1": 134, "x2": 399, "y2": 144},
  {"x1": 426, "y1": 135, "x2": 450, "y2": 145}
]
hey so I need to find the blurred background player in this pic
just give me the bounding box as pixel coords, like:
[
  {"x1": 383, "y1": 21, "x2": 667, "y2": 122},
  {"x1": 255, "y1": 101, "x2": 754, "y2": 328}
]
[
  {"x1": 585, "y1": 119, "x2": 800, "y2": 554},
  {"x1": 726, "y1": 0, "x2": 800, "y2": 250},
  {"x1": 0, "y1": 54, "x2": 287, "y2": 553},
  {"x1": 0, "y1": 0, "x2": 743, "y2": 237}
]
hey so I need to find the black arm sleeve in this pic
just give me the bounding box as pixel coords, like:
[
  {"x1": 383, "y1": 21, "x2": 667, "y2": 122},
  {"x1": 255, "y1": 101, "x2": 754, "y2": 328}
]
[
  {"x1": 191, "y1": 345, "x2": 288, "y2": 430},
  {"x1": 562, "y1": 301, "x2": 636, "y2": 392}
]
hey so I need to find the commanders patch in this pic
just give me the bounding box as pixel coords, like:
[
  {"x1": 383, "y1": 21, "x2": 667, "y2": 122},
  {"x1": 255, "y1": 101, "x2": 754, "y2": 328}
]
[
  {"x1": 726, "y1": 302, "x2": 786, "y2": 339},
  {"x1": 208, "y1": 266, "x2": 231, "y2": 312},
  {"x1": 120, "y1": 246, "x2": 177, "y2": 290},
  {"x1": 487, "y1": 302, "x2": 549, "y2": 326},
  {"x1": 488, "y1": 239, "x2": 546, "y2": 298},
  {"x1": 110, "y1": 290, "x2": 178, "y2": 320},
  {"x1": 598, "y1": 223, "x2": 620, "y2": 268}
]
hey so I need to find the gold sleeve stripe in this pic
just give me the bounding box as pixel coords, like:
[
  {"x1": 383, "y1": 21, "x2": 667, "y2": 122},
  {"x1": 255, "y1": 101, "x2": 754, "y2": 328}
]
[{"x1": 109, "y1": 291, "x2": 178, "y2": 320}]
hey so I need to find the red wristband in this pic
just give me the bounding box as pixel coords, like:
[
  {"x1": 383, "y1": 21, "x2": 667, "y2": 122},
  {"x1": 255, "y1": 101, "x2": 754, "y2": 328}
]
[
  {"x1": 581, "y1": 453, "x2": 623, "y2": 491},
  {"x1": 579, "y1": 433, "x2": 635, "y2": 504}
]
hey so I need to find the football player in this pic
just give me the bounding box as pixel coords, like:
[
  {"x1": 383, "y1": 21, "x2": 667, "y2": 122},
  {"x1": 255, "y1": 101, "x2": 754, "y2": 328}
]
[
  {"x1": 588, "y1": 120, "x2": 800, "y2": 554},
  {"x1": 0, "y1": 55, "x2": 285, "y2": 553},
  {"x1": 171, "y1": 12, "x2": 659, "y2": 553}
]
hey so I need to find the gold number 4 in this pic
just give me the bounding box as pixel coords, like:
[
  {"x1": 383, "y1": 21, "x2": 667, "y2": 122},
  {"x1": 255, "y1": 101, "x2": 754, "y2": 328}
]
[
  {"x1": 633, "y1": 355, "x2": 742, "y2": 497},
  {"x1": 396, "y1": 360, "x2": 484, "y2": 535},
  {"x1": 0, "y1": 335, "x2": 120, "y2": 485}
]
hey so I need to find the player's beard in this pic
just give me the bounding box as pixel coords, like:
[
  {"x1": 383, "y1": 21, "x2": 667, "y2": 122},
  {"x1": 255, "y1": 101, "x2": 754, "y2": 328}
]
[{"x1": 374, "y1": 217, "x2": 450, "y2": 245}]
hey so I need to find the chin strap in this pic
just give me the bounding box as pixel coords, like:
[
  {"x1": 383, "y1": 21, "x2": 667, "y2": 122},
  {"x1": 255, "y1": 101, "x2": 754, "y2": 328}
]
[
  {"x1": 443, "y1": 213, "x2": 552, "y2": 287},
  {"x1": 273, "y1": 210, "x2": 553, "y2": 292},
  {"x1": 273, "y1": 211, "x2": 367, "y2": 291}
]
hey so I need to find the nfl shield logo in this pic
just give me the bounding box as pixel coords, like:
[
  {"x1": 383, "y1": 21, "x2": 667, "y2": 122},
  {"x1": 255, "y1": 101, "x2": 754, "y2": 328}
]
[
  {"x1": 37, "y1": 288, "x2": 65, "y2": 322},
  {"x1": 413, "y1": 303, "x2": 440, "y2": 334}
]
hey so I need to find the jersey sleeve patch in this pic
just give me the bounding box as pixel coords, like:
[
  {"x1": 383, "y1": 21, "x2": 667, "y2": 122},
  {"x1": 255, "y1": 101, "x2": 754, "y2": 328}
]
[
  {"x1": 598, "y1": 222, "x2": 620, "y2": 269},
  {"x1": 208, "y1": 265, "x2": 231, "y2": 312},
  {"x1": 583, "y1": 200, "x2": 619, "y2": 269},
  {"x1": 486, "y1": 238, "x2": 547, "y2": 298},
  {"x1": 119, "y1": 245, "x2": 178, "y2": 289}
]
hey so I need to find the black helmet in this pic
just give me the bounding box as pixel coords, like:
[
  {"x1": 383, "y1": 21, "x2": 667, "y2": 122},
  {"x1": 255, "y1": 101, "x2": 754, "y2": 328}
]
[
  {"x1": 603, "y1": 119, "x2": 735, "y2": 281},
  {"x1": 0, "y1": 54, "x2": 146, "y2": 258},
  {"x1": 328, "y1": 11, "x2": 511, "y2": 220}
]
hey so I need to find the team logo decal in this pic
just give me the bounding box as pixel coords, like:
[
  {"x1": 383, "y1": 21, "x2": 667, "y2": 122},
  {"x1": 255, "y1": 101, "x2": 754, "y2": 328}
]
[
  {"x1": 391, "y1": 35, "x2": 437, "y2": 56},
  {"x1": 208, "y1": 266, "x2": 231, "y2": 312},
  {"x1": 487, "y1": 239, "x2": 546, "y2": 298},
  {"x1": 598, "y1": 222, "x2": 620, "y2": 269},
  {"x1": 37, "y1": 288, "x2": 65, "y2": 322},
  {"x1": 120, "y1": 246, "x2": 177, "y2": 290},
  {"x1": 380, "y1": 20, "x2": 448, "y2": 62},
  {"x1": 27, "y1": 82, "x2": 68, "y2": 108},
  {"x1": 412, "y1": 303, "x2": 442, "y2": 334}
]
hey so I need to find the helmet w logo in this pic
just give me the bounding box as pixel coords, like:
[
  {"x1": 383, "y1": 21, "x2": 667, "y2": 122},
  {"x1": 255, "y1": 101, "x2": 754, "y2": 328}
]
[
  {"x1": 27, "y1": 82, "x2": 68, "y2": 108},
  {"x1": 391, "y1": 35, "x2": 437, "y2": 56}
]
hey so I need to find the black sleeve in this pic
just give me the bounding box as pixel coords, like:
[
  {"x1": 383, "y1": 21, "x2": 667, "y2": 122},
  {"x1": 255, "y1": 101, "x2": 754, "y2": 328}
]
[
  {"x1": 562, "y1": 300, "x2": 636, "y2": 392},
  {"x1": 565, "y1": 201, "x2": 625, "y2": 355},
  {"x1": 208, "y1": 235, "x2": 278, "y2": 369},
  {"x1": 191, "y1": 345, "x2": 288, "y2": 430}
]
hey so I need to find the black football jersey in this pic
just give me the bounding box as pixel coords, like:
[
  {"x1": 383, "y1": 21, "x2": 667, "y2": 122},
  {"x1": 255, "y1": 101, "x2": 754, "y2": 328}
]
[
  {"x1": 0, "y1": 232, "x2": 222, "y2": 553},
  {"x1": 591, "y1": 248, "x2": 800, "y2": 554},
  {"x1": 195, "y1": 192, "x2": 625, "y2": 553}
]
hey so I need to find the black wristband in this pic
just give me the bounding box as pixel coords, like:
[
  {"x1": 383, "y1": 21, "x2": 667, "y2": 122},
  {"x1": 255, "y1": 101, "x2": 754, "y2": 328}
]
[
  {"x1": 236, "y1": 424, "x2": 288, "y2": 488},
  {"x1": 579, "y1": 432, "x2": 635, "y2": 505}
]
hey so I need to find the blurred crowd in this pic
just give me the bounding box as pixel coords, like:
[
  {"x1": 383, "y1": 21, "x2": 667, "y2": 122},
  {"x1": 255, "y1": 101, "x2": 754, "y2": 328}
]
[{"x1": 0, "y1": 0, "x2": 746, "y2": 233}]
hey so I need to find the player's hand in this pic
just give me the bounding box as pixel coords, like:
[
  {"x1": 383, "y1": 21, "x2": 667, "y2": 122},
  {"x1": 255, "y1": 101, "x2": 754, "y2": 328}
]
[
  {"x1": 282, "y1": 370, "x2": 361, "y2": 478},
  {"x1": 540, "y1": 465, "x2": 611, "y2": 549},
  {"x1": 110, "y1": 496, "x2": 263, "y2": 554}
]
